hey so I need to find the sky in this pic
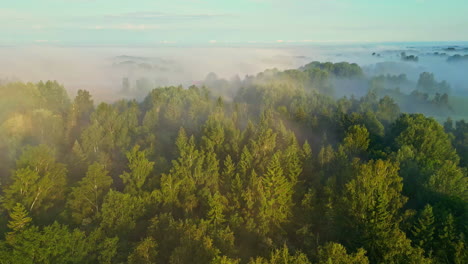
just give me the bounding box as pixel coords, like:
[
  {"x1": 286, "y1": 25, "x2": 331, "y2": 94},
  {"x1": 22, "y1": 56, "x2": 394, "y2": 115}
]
[{"x1": 1, "y1": 0, "x2": 467, "y2": 45}]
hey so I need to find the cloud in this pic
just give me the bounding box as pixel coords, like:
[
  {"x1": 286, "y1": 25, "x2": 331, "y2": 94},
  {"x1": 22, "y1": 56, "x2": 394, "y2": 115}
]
[
  {"x1": 34, "y1": 40, "x2": 59, "y2": 43},
  {"x1": 1, "y1": 10, "x2": 233, "y2": 32},
  {"x1": 0, "y1": 8, "x2": 24, "y2": 17},
  {"x1": 92, "y1": 24, "x2": 161, "y2": 30},
  {"x1": 0, "y1": 8, "x2": 38, "y2": 22},
  {"x1": 80, "y1": 11, "x2": 235, "y2": 32},
  {"x1": 102, "y1": 12, "x2": 234, "y2": 21}
]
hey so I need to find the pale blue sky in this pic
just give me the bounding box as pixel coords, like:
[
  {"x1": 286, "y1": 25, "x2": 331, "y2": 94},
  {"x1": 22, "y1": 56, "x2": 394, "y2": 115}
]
[{"x1": 1, "y1": 0, "x2": 467, "y2": 45}]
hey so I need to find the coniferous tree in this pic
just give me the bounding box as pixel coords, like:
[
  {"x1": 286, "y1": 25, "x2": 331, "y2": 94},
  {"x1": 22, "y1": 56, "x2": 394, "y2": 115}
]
[
  {"x1": 6, "y1": 203, "x2": 32, "y2": 236},
  {"x1": 411, "y1": 204, "x2": 435, "y2": 254},
  {"x1": 120, "y1": 145, "x2": 155, "y2": 195}
]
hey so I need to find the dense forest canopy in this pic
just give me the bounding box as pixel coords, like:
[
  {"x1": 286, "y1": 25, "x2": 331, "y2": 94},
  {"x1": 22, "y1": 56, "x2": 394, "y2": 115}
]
[{"x1": 0, "y1": 60, "x2": 467, "y2": 264}]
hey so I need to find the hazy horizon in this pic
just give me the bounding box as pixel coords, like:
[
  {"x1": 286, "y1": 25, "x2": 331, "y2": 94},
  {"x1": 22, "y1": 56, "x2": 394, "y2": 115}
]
[{"x1": 1, "y1": 41, "x2": 467, "y2": 101}]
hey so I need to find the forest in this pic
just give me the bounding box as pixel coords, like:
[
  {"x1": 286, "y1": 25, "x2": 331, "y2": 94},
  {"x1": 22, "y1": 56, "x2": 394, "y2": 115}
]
[{"x1": 0, "y1": 61, "x2": 467, "y2": 264}]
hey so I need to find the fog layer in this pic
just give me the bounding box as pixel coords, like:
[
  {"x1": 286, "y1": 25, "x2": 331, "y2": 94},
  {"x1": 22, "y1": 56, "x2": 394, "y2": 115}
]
[{"x1": 0, "y1": 43, "x2": 467, "y2": 102}]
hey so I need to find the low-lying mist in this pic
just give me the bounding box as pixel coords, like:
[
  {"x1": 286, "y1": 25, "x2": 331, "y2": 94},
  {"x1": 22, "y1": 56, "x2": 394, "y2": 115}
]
[{"x1": 0, "y1": 42, "x2": 467, "y2": 102}]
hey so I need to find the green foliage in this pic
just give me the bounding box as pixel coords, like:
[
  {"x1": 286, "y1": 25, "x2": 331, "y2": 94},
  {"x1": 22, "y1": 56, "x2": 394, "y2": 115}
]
[
  {"x1": 1, "y1": 222, "x2": 90, "y2": 264},
  {"x1": 67, "y1": 162, "x2": 113, "y2": 225},
  {"x1": 417, "y1": 72, "x2": 450, "y2": 94},
  {"x1": 340, "y1": 159, "x2": 427, "y2": 263},
  {"x1": 393, "y1": 114, "x2": 466, "y2": 208},
  {"x1": 449, "y1": 120, "x2": 468, "y2": 167},
  {"x1": 73, "y1": 89, "x2": 94, "y2": 121},
  {"x1": 248, "y1": 245, "x2": 311, "y2": 264},
  {"x1": 394, "y1": 114, "x2": 458, "y2": 165},
  {"x1": 427, "y1": 160, "x2": 467, "y2": 201},
  {"x1": 258, "y1": 152, "x2": 293, "y2": 234},
  {"x1": 96, "y1": 235, "x2": 119, "y2": 264},
  {"x1": 128, "y1": 237, "x2": 158, "y2": 264},
  {"x1": 100, "y1": 190, "x2": 146, "y2": 236},
  {"x1": 80, "y1": 101, "x2": 138, "y2": 165},
  {"x1": 411, "y1": 204, "x2": 435, "y2": 253},
  {"x1": 434, "y1": 213, "x2": 467, "y2": 264},
  {"x1": 3, "y1": 145, "x2": 67, "y2": 214},
  {"x1": 37, "y1": 80, "x2": 70, "y2": 114},
  {"x1": 120, "y1": 145, "x2": 155, "y2": 194},
  {"x1": 211, "y1": 256, "x2": 241, "y2": 264},
  {"x1": 207, "y1": 192, "x2": 227, "y2": 228},
  {"x1": 0, "y1": 62, "x2": 466, "y2": 263},
  {"x1": 317, "y1": 242, "x2": 369, "y2": 264},
  {"x1": 340, "y1": 124, "x2": 370, "y2": 158},
  {"x1": 149, "y1": 215, "x2": 222, "y2": 264},
  {"x1": 302, "y1": 61, "x2": 364, "y2": 79},
  {"x1": 7, "y1": 203, "x2": 32, "y2": 234}
]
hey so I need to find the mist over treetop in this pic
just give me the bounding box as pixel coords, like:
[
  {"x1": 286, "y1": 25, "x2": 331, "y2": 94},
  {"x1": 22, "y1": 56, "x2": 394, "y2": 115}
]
[{"x1": 1, "y1": 43, "x2": 467, "y2": 102}]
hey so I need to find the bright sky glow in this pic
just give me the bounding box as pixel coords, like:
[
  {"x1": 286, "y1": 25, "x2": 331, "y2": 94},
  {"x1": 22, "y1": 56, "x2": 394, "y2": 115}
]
[{"x1": 1, "y1": 0, "x2": 467, "y2": 45}]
